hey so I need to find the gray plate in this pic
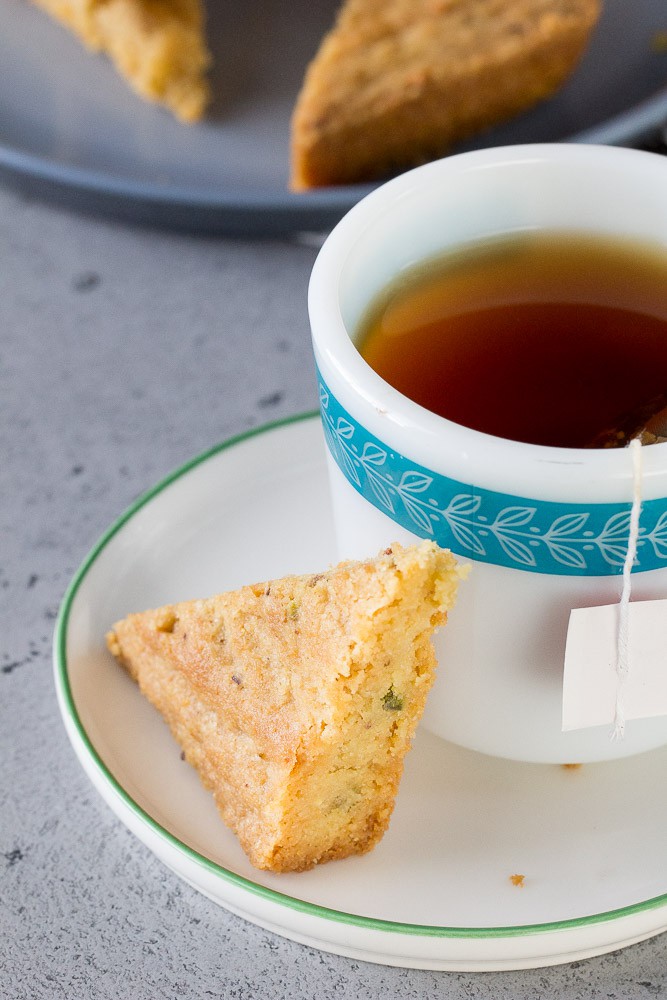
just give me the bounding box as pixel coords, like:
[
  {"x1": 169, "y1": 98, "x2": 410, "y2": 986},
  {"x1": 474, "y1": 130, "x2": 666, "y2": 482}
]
[{"x1": 0, "y1": 0, "x2": 665, "y2": 235}]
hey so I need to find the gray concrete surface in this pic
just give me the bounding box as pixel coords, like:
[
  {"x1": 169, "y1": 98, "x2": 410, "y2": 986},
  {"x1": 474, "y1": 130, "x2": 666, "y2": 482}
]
[{"x1": 1, "y1": 186, "x2": 666, "y2": 999}]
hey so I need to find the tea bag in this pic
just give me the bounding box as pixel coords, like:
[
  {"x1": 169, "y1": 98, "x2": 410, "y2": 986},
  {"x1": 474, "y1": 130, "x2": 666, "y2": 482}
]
[{"x1": 588, "y1": 392, "x2": 667, "y2": 447}]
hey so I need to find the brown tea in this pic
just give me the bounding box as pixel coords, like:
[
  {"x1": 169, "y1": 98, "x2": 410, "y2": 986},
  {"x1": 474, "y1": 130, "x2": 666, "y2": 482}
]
[{"x1": 357, "y1": 232, "x2": 667, "y2": 448}]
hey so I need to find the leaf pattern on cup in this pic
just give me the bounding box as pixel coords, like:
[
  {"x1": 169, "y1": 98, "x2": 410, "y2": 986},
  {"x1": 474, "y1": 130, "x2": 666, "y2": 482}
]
[{"x1": 318, "y1": 373, "x2": 667, "y2": 577}]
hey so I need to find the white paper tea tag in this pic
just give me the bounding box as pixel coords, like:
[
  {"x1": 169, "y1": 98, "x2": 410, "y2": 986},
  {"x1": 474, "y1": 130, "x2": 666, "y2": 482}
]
[
  {"x1": 562, "y1": 599, "x2": 667, "y2": 732},
  {"x1": 562, "y1": 438, "x2": 667, "y2": 735}
]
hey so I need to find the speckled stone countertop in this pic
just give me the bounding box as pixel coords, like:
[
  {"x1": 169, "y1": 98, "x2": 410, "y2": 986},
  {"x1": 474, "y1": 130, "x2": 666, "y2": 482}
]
[{"x1": 2, "y1": 186, "x2": 667, "y2": 1000}]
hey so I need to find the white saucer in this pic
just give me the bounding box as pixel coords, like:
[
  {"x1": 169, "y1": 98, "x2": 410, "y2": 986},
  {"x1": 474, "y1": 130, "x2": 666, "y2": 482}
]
[{"x1": 54, "y1": 414, "x2": 667, "y2": 971}]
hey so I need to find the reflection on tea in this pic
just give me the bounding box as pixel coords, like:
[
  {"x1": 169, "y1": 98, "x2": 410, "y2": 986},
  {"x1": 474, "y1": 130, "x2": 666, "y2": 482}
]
[{"x1": 358, "y1": 232, "x2": 667, "y2": 448}]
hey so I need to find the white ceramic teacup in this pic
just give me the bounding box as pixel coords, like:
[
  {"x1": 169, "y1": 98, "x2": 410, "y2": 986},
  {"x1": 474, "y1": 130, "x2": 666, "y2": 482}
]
[{"x1": 309, "y1": 143, "x2": 667, "y2": 764}]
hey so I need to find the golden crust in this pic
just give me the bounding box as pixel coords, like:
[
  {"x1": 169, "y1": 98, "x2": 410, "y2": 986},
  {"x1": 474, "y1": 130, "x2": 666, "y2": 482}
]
[
  {"x1": 28, "y1": 0, "x2": 600, "y2": 161},
  {"x1": 29, "y1": 0, "x2": 210, "y2": 121},
  {"x1": 290, "y1": 0, "x2": 602, "y2": 189},
  {"x1": 106, "y1": 542, "x2": 464, "y2": 872}
]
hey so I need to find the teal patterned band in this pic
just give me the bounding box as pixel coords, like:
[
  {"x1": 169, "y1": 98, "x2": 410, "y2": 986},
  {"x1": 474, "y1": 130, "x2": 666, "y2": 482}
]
[{"x1": 318, "y1": 373, "x2": 667, "y2": 577}]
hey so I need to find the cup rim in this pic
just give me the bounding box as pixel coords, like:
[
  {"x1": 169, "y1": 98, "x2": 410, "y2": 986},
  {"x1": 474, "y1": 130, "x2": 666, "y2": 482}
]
[{"x1": 309, "y1": 143, "x2": 667, "y2": 490}]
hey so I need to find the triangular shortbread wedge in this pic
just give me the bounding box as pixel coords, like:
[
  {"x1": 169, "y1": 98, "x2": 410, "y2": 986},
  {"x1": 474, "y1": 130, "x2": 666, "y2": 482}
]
[
  {"x1": 30, "y1": 0, "x2": 211, "y2": 122},
  {"x1": 290, "y1": 0, "x2": 601, "y2": 189},
  {"x1": 106, "y1": 542, "x2": 464, "y2": 872}
]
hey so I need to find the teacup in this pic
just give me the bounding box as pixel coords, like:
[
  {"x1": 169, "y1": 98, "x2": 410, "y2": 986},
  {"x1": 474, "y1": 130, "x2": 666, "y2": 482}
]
[{"x1": 309, "y1": 143, "x2": 667, "y2": 763}]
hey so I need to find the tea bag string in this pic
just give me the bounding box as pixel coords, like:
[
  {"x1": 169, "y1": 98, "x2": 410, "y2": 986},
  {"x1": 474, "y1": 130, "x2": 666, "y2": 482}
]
[{"x1": 612, "y1": 436, "x2": 643, "y2": 741}]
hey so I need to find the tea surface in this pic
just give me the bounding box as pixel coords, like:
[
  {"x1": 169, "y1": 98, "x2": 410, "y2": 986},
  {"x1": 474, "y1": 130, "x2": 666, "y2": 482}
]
[{"x1": 358, "y1": 232, "x2": 667, "y2": 448}]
